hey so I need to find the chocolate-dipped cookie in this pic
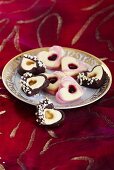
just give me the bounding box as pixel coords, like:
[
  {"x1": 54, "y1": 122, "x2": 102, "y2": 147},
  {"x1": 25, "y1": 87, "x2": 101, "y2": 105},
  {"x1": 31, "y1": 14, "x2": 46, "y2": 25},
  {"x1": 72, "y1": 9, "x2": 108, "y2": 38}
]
[
  {"x1": 18, "y1": 54, "x2": 46, "y2": 75},
  {"x1": 20, "y1": 72, "x2": 49, "y2": 96},
  {"x1": 35, "y1": 98, "x2": 64, "y2": 127},
  {"x1": 77, "y1": 65, "x2": 107, "y2": 88}
]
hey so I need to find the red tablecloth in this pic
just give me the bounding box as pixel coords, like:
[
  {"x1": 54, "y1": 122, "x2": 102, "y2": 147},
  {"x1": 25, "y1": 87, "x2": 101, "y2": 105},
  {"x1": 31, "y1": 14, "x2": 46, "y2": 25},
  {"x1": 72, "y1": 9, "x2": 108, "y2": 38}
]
[{"x1": 0, "y1": 0, "x2": 114, "y2": 169}]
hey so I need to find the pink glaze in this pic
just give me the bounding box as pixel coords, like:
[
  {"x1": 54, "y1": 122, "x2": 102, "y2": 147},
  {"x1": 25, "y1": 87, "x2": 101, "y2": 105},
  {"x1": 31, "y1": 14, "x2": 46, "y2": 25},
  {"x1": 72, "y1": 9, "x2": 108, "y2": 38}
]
[
  {"x1": 37, "y1": 46, "x2": 65, "y2": 70},
  {"x1": 49, "y1": 45, "x2": 65, "y2": 57},
  {"x1": 56, "y1": 76, "x2": 83, "y2": 104},
  {"x1": 61, "y1": 56, "x2": 88, "y2": 76}
]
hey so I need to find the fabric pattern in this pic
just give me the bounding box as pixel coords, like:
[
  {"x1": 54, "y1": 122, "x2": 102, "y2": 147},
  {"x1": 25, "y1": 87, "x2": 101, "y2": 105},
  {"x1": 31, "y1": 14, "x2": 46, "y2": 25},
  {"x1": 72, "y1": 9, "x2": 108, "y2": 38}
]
[{"x1": 0, "y1": 0, "x2": 114, "y2": 169}]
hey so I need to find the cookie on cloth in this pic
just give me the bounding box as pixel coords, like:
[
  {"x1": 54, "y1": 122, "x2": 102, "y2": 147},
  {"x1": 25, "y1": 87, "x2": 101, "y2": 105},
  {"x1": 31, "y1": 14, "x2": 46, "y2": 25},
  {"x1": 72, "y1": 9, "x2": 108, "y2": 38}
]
[{"x1": 35, "y1": 98, "x2": 64, "y2": 126}]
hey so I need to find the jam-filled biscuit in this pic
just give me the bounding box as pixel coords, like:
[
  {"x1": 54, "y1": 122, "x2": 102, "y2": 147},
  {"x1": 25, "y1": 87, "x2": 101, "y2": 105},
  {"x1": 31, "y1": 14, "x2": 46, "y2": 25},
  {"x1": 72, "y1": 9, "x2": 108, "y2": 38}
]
[
  {"x1": 37, "y1": 46, "x2": 65, "y2": 70},
  {"x1": 56, "y1": 76, "x2": 83, "y2": 104},
  {"x1": 18, "y1": 54, "x2": 46, "y2": 75},
  {"x1": 35, "y1": 98, "x2": 64, "y2": 126},
  {"x1": 43, "y1": 71, "x2": 65, "y2": 95},
  {"x1": 20, "y1": 72, "x2": 49, "y2": 96},
  {"x1": 61, "y1": 56, "x2": 88, "y2": 77},
  {"x1": 77, "y1": 65, "x2": 107, "y2": 88}
]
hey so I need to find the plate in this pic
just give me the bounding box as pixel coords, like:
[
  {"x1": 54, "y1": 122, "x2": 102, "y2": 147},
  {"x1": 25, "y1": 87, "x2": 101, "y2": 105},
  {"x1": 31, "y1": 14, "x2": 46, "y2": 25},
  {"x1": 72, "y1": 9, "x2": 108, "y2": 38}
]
[{"x1": 2, "y1": 47, "x2": 112, "y2": 109}]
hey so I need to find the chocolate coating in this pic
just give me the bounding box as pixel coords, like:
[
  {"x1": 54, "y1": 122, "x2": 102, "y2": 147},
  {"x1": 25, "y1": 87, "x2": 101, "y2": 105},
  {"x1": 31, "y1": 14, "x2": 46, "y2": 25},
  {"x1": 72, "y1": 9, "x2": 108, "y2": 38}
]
[
  {"x1": 20, "y1": 72, "x2": 49, "y2": 96},
  {"x1": 35, "y1": 98, "x2": 65, "y2": 127},
  {"x1": 18, "y1": 54, "x2": 46, "y2": 75},
  {"x1": 77, "y1": 65, "x2": 108, "y2": 88}
]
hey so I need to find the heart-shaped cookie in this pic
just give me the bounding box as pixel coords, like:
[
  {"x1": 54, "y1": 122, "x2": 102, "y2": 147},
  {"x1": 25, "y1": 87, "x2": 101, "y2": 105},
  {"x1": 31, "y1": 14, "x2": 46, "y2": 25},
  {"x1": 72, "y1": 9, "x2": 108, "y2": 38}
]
[
  {"x1": 18, "y1": 54, "x2": 46, "y2": 75},
  {"x1": 35, "y1": 98, "x2": 64, "y2": 126},
  {"x1": 37, "y1": 45, "x2": 65, "y2": 70},
  {"x1": 56, "y1": 76, "x2": 83, "y2": 103},
  {"x1": 20, "y1": 72, "x2": 49, "y2": 96},
  {"x1": 61, "y1": 56, "x2": 88, "y2": 77},
  {"x1": 43, "y1": 71, "x2": 65, "y2": 95},
  {"x1": 77, "y1": 65, "x2": 107, "y2": 88}
]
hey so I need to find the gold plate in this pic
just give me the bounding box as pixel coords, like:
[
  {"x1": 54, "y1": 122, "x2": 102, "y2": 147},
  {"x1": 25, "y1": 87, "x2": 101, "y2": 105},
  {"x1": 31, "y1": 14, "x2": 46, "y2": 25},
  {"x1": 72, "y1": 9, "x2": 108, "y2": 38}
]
[{"x1": 2, "y1": 47, "x2": 112, "y2": 109}]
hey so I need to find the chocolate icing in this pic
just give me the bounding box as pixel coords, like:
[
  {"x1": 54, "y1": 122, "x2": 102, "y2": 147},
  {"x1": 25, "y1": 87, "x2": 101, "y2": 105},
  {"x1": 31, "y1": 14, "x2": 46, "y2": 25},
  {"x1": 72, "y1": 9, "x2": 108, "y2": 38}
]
[
  {"x1": 77, "y1": 65, "x2": 107, "y2": 88},
  {"x1": 20, "y1": 72, "x2": 49, "y2": 96},
  {"x1": 35, "y1": 98, "x2": 64, "y2": 126},
  {"x1": 18, "y1": 54, "x2": 46, "y2": 75}
]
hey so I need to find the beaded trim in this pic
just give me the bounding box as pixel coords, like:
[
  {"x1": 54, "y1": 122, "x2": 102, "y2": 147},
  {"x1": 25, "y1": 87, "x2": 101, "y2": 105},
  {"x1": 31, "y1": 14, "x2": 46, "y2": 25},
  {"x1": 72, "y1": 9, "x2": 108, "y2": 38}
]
[
  {"x1": 77, "y1": 72, "x2": 99, "y2": 86},
  {"x1": 35, "y1": 98, "x2": 54, "y2": 125},
  {"x1": 23, "y1": 54, "x2": 46, "y2": 69},
  {"x1": 20, "y1": 72, "x2": 33, "y2": 95}
]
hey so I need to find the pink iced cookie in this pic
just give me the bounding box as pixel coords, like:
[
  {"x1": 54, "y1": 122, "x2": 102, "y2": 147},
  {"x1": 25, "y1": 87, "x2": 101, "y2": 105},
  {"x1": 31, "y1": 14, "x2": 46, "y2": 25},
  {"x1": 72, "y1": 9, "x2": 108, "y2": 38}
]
[
  {"x1": 61, "y1": 56, "x2": 88, "y2": 77},
  {"x1": 43, "y1": 71, "x2": 65, "y2": 95},
  {"x1": 56, "y1": 76, "x2": 83, "y2": 103},
  {"x1": 37, "y1": 46, "x2": 65, "y2": 70}
]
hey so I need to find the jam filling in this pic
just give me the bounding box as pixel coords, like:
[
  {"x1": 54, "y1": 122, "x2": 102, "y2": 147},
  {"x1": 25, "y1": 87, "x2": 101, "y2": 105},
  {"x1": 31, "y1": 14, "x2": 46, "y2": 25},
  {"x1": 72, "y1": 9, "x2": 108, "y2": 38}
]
[
  {"x1": 69, "y1": 85, "x2": 76, "y2": 93},
  {"x1": 49, "y1": 77, "x2": 58, "y2": 84},
  {"x1": 68, "y1": 63, "x2": 78, "y2": 69},
  {"x1": 48, "y1": 54, "x2": 57, "y2": 61}
]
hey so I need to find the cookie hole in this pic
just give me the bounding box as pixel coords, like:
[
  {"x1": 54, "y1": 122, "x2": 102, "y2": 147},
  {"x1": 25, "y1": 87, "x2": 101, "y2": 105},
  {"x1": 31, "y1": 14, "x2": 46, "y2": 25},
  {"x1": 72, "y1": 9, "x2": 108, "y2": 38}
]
[
  {"x1": 88, "y1": 73, "x2": 97, "y2": 78},
  {"x1": 68, "y1": 63, "x2": 78, "y2": 69},
  {"x1": 48, "y1": 77, "x2": 58, "y2": 84},
  {"x1": 29, "y1": 80, "x2": 37, "y2": 86},
  {"x1": 45, "y1": 110, "x2": 54, "y2": 119},
  {"x1": 69, "y1": 85, "x2": 76, "y2": 93},
  {"x1": 48, "y1": 54, "x2": 57, "y2": 61},
  {"x1": 26, "y1": 61, "x2": 35, "y2": 65}
]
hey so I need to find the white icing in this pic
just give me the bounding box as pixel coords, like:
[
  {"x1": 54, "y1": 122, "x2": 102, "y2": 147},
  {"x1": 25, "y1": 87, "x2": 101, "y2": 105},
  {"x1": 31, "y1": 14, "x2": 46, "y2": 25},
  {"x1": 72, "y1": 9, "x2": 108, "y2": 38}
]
[
  {"x1": 21, "y1": 58, "x2": 36, "y2": 70},
  {"x1": 26, "y1": 76, "x2": 45, "y2": 89},
  {"x1": 88, "y1": 65, "x2": 103, "y2": 80},
  {"x1": 42, "y1": 109, "x2": 62, "y2": 125}
]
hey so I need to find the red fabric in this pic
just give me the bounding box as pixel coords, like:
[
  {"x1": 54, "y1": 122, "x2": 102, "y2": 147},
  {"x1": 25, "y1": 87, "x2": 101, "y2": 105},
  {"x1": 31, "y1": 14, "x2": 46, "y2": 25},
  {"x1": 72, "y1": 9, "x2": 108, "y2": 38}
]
[{"x1": 0, "y1": 0, "x2": 114, "y2": 169}]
